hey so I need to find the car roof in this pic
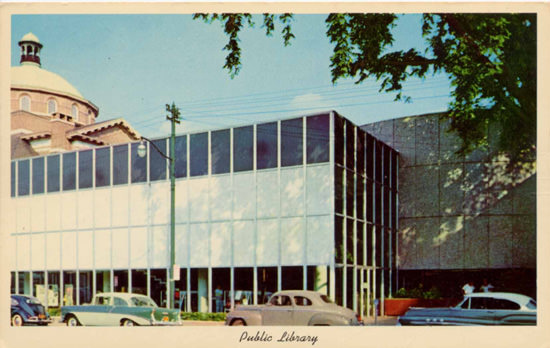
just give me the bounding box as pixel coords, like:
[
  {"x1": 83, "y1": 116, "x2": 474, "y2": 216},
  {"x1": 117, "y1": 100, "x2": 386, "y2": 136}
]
[
  {"x1": 273, "y1": 290, "x2": 324, "y2": 297},
  {"x1": 96, "y1": 292, "x2": 150, "y2": 299},
  {"x1": 466, "y1": 292, "x2": 534, "y2": 304}
]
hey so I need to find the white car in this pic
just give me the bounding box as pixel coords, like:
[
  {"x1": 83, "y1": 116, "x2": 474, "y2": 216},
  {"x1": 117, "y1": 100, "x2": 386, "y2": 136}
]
[{"x1": 398, "y1": 292, "x2": 536, "y2": 326}]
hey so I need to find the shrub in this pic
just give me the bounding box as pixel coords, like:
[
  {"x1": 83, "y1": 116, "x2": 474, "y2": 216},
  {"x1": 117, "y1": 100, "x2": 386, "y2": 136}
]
[
  {"x1": 47, "y1": 307, "x2": 61, "y2": 317},
  {"x1": 180, "y1": 312, "x2": 226, "y2": 321},
  {"x1": 391, "y1": 285, "x2": 442, "y2": 299}
]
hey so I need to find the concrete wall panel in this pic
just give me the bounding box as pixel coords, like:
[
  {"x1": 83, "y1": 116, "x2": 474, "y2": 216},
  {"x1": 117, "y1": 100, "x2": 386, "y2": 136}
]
[
  {"x1": 415, "y1": 166, "x2": 439, "y2": 217},
  {"x1": 256, "y1": 219, "x2": 278, "y2": 266},
  {"x1": 45, "y1": 194, "x2": 61, "y2": 231},
  {"x1": 257, "y1": 171, "x2": 279, "y2": 218},
  {"x1": 514, "y1": 215, "x2": 536, "y2": 268},
  {"x1": 306, "y1": 165, "x2": 331, "y2": 216},
  {"x1": 150, "y1": 182, "x2": 170, "y2": 226},
  {"x1": 189, "y1": 223, "x2": 208, "y2": 267},
  {"x1": 78, "y1": 230, "x2": 93, "y2": 269},
  {"x1": 281, "y1": 217, "x2": 305, "y2": 265},
  {"x1": 438, "y1": 217, "x2": 464, "y2": 269},
  {"x1": 17, "y1": 235, "x2": 30, "y2": 270},
  {"x1": 189, "y1": 178, "x2": 209, "y2": 223},
  {"x1": 112, "y1": 228, "x2": 129, "y2": 269},
  {"x1": 61, "y1": 232, "x2": 76, "y2": 270},
  {"x1": 130, "y1": 227, "x2": 148, "y2": 269},
  {"x1": 94, "y1": 229, "x2": 111, "y2": 269},
  {"x1": 111, "y1": 186, "x2": 129, "y2": 227},
  {"x1": 439, "y1": 164, "x2": 464, "y2": 216},
  {"x1": 16, "y1": 197, "x2": 31, "y2": 233},
  {"x1": 210, "y1": 176, "x2": 232, "y2": 221},
  {"x1": 514, "y1": 176, "x2": 536, "y2": 215},
  {"x1": 281, "y1": 168, "x2": 304, "y2": 217},
  {"x1": 464, "y1": 216, "x2": 489, "y2": 268},
  {"x1": 415, "y1": 116, "x2": 439, "y2": 165},
  {"x1": 393, "y1": 117, "x2": 416, "y2": 167},
  {"x1": 233, "y1": 220, "x2": 254, "y2": 266},
  {"x1": 77, "y1": 190, "x2": 94, "y2": 229},
  {"x1": 397, "y1": 219, "x2": 417, "y2": 269},
  {"x1": 94, "y1": 189, "x2": 111, "y2": 228},
  {"x1": 46, "y1": 233, "x2": 60, "y2": 270},
  {"x1": 31, "y1": 233, "x2": 45, "y2": 269},
  {"x1": 233, "y1": 173, "x2": 256, "y2": 220},
  {"x1": 60, "y1": 192, "x2": 77, "y2": 230},
  {"x1": 150, "y1": 226, "x2": 167, "y2": 268},
  {"x1": 129, "y1": 185, "x2": 148, "y2": 226},
  {"x1": 415, "y1": 218, "x2": 440, "y2": 268},
  {"x1": 489, "y1": 217, "x2": 514, "y2": 268},
  {"x1": 211, "y1": 222, "x2": 231, "y2": 267},
  {"x1": 30, "y1": 195, "x2": 45, "y2": 232}
]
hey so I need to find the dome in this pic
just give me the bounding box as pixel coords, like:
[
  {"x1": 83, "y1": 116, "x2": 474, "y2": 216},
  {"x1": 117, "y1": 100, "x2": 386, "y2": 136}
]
[
  {"x1": 20, "y1": 32, "x2": 41, "y2": 44},
  {"x1": 11, "y1": 64, "x2": 85, "y2": 100}
]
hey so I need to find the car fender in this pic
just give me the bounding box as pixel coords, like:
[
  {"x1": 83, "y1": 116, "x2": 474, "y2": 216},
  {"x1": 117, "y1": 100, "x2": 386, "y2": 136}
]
[
  {"x1": 228, "y1": 309, "x2": 262, "y2": 325},
  {"x1": 308, "y1": 312, "x2": 349, "y2": 326}
]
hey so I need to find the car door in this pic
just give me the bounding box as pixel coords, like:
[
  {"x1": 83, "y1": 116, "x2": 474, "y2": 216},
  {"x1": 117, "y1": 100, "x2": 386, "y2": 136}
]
[
  {"x1": 79, "y1": 295, "x2": 113, "y2": 326},
  {"x1": 262, "y1": 295, "x2": 294, "y2": 325},
  {"x1": 458, "y1": 297, "x2": 496, "y2": 325},
  {"x1": 292, "y1": 296, "x2": 316, "y2": 325}
]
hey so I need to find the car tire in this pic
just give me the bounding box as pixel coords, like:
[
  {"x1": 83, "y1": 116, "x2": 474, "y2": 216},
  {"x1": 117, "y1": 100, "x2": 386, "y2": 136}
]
[
  {"x1": 66, "y1": 315, "x2": 81, "y2": 326},
  {"x1": 121, "y1": 319, "x2": 137, "y2": 326},
  {"x1": 230, "y1": 319, "x2": 246, "y2": 326},
  {"x1": 11, "y1": 314, "x2": 24, "y2": 327}
]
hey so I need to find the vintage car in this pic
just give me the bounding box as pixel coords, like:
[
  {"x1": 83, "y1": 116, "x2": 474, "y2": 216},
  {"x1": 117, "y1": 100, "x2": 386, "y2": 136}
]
[
  {"x1": 225, "y1": 290, "x2": 363, "y2": 326},
  {"x1": 11, "y1": 294, "x2": 52, "y2": 326},
  {"x1": 397, "y1": 292, "x2": 536, "y2": 326},
  {"x1": 61, "y1": 292, "x2": 182, "y2": 326}
]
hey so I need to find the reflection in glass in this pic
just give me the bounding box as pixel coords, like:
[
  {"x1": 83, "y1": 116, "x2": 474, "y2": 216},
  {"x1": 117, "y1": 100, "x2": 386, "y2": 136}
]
[
  {"x1": 281, "y1": 118, "x2": 303, "y2": 167},
  {"x1": 131, "y1": 143, "x2": 147, "y2": 183},
  {"x1": 175, "y1": 135, "x2": 187, "y2": 178},
  {"x1": 113, "y1": 144, "x2": 128, "y2": 185},
  {"x1": 17, "y1": 159, "x2": 30, "y2": 196},
  {"x1": 334, "y1": 115, "x2": 344, "y2": 165},
  {"x1": 79, "y1": 150, "x2": 93, "y2": 189},
  {"x1": 47, "y1": 155, "x2": 60, "y2": 192},
  {"x1": 11, "y1": 162, "x2": 16, "y2": 197},
  {"x1": 190, "y1": 133, "x2": 208, "y2": 177},
  {"x1": 150, "y1": 139, "x2": 167, "y2": 181},
  {"x1": 234, "y1": 126, "x2": 253, "y2": 172},
  {"x1": 212, "y1": 129, "x2": 230, "y2": 174},
  {"x1": 346, "y1": 121, "x2": 355, "y2": 170},
  {"x1": 62, "y1": 152, "x2": 76, "y2": 191},
  {"x1": 32, "y1": 157, "x2": 45, "y2": 194},
  {"x1": 257, "y1": 122, "x2": 277, "y2": 170},
  {"x1": 95, "y1": 147, "x2": 111, "y2": 187},
  {"x1": 306, "y1": 114, "x2": 329, "y2": 164}
]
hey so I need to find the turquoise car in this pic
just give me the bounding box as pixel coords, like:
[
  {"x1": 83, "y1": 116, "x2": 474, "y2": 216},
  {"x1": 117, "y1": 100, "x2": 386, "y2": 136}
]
[{"x1": 61, "y1": 292, "x2": 182, "y2": 326}]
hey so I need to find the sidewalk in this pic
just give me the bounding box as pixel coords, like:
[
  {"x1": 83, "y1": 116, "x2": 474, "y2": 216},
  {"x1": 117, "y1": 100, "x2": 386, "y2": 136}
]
[{"x1": 363, "y1": 316, "x2": 398, "y2": 326}]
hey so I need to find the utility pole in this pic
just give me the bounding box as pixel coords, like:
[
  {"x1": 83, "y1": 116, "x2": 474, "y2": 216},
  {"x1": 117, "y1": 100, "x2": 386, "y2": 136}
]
[{"x1": 166, "y1": 102, "x2": 181, "y2": 309}]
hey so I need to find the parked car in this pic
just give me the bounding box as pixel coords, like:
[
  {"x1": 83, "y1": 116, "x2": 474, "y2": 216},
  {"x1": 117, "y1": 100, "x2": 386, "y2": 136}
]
[
  {"x1": 61, "y1": 292, "x2": 182, "y2": 326},
  {"x1": 225, "y1": 290, "x2": 363, "y2": 326},
  {"x1": 397, "y1": 292, "x2": 536, "y2": 326},
  {"x1": 11, "y1": 294, "x2": 52, "y2": 326}
]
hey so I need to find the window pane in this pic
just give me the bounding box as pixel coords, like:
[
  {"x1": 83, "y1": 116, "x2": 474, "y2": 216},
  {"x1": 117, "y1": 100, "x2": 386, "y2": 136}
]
[
  {"x1": 356, "y1": 178, "x2": 364, "y2": 220},
  {"x1": 190, "y1": 133, "x2": 208, "y2": 177},
  {"x1": 131, "y1": 143, "x2": 147, "y2": 183},
  {"x1": 346, "y1": 169, "x2": 354, "y2": 217},
  {"x1": 357, "y1": 221, "x2": 364, "y2": 266},
  {"x1": 11, "y1": 162, "x2": 15, "y2": 197},
  {"x1": 306, "y1": 114, "x2": 329, "y2": 164},
  {"x1": 257, "y1": 122, "x2": 277, "y2": 169},
  {"x1": 375, "y1": 183, "x2": 382, "y2": 225},
  {"x1": 47, "y1": 155, "x2": 60, "y2": 192},
  {"x1": 347, "y1": 218, "x2": 354, "y2": 264},
  {"x1": 281, "y1": 118, "x2": 303, "y2": 167},
  {"x1": 32, "y1": 157, "x2": 45, "y2": 194},
  {"x1": 150, "y1": 139, "x2": 167, "y2": 181},
  {"x1": 391, "y1": 151, "x2": 398, "y2": 189},
  {"x1": 383, "y1": 145, "x2": 391, "y2": 186},
  {"x1": 78, "y1": 150, "x2": 93, "y2": 189},
  {"x1": 234, "y1": 126, "x2": 253, "y2": 172},
  {"x1": 375, "y1": 141, "x2": 382, "y2": 183},
  {"x1": 62, "y1": 152, "x2": 76, "y2": 191},
  {"x1": 334, "y1": 115, "x2": 344, "y2": 165},
  {"x1": 346, "y1": 122, "x2": 355, "y2": 170},
  {"x1": 17, "y1": 159, "x2": 30, "y2": 196},
  {"x1": 366, "y1": 179, "x2": 373, "y2": 223},
  {"x1": 212, "y1": 129, "x2": 230, "y2": 174},
  {"x1": 175, "y1": 135, "x2": 187, "y2": 178},
  {"x1": 113, "y1": 144, "x2": 128, "y2": 185},
  {"x1": 95, "y1": 147, "x2": 111, "y2": 187},
  {"x1": 335, "y1": 166, "x2": 344, "y2": 214},
  {"x1": 335, "y1": 216, "x2": 344, "y2": 264},
  {"x1": 366, "y1": 134, "x2": 374, "y2": 179},
  {"x1": 366, "y1": 224, "x2": 374, "y2": 266},
  {"x1": 357, "y1": 130, "x2": 365, "y2": 176}
]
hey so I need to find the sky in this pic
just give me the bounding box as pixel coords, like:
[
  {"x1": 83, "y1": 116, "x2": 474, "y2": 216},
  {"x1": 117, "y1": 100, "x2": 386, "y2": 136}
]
[{"x1": 11, "y1": 14, "x2": 453, "y2": 138}]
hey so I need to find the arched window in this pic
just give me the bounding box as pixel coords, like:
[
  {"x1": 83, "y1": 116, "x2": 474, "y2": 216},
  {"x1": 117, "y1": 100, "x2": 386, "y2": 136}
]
[
  {"x1": 20, "y1": 95, "x2": 31, "y2": 111},
  {"x1": 47, "y1": 99, "x2": 57, "y2": 114},
  {"x1": 71, "y1": 104, "x2": 79, "y2": 120}
]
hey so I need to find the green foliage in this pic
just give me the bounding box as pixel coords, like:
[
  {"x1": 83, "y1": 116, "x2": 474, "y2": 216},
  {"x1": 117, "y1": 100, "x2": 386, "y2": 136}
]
[
  {"x1": 392, "y1": 285, "x2": 442, "y2": 299},
  {"x1": 180, "y1": 312, "x2": 227, "y2": 321},
  {"x1": 193, "y1": 13, "x2": 536, "y2": 159},
  {"x1": 47, "y1": 307, "x2": 60, "y2": 317}
]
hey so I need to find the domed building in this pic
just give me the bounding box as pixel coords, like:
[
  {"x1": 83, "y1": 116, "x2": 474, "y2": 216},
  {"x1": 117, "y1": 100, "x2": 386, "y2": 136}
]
[{"x1": 11, "y1": 32, "x2": 140, "y2": 159}]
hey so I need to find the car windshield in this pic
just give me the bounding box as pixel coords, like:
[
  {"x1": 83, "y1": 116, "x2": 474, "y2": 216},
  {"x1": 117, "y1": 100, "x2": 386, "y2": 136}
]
[
  {"x1": 131, "y1": 296, "x2": 157, "y2": 307},
  {"x1": 526, "y1": 299, "x2": 537, "y2": 310},
  {"x1": 25, "y1": 297, "x2": 42, "y2": 305},
  {"x1": 320, "y1": 295, "x2": 333, "y2": 304}
]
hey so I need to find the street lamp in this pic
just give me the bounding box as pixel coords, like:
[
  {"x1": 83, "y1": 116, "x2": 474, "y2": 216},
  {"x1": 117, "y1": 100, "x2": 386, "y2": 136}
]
[{"x1": 137, "y1": 103, "x2": 181, "y2": 309}]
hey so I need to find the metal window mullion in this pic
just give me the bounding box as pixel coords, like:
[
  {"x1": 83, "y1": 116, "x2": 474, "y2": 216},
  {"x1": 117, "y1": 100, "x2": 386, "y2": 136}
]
[
  {"x1": 277, "y1": 120, "x2": 282, "y2": 292},
  {"x1": 328, "y1": 112, "x2": 336, "y2": 300},
  {"x1": 302, "y1": 117, "x2": 307, "y2": 291}
]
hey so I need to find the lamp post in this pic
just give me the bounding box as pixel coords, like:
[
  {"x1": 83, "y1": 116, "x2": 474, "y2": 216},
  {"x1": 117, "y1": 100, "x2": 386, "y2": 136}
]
[{"x1": 137, "y1": 103, "x2": 181, "y2": 309}]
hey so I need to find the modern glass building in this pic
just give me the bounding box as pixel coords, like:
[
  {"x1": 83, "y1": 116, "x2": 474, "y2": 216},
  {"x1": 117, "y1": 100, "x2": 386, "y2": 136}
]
[{"x1": 9, "y1": 111, "x2": 398, "y2": 317}]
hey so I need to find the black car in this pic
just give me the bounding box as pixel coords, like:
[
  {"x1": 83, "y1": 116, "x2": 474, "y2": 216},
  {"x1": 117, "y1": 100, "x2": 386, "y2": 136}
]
[{"x1": 11, "y1": 294, "x2": 52, "y2": 326}]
